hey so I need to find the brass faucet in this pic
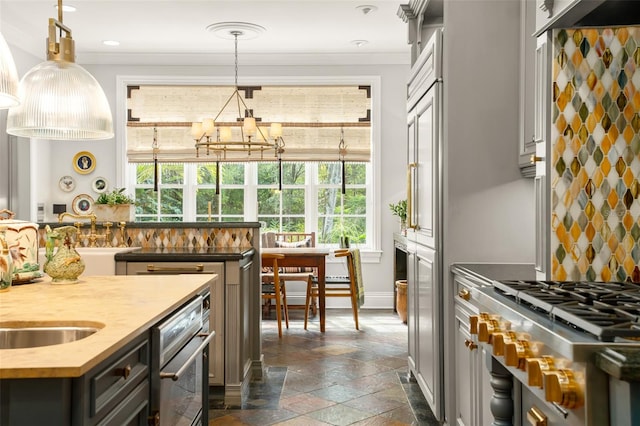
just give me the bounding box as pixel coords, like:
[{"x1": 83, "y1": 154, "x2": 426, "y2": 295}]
[{"x1": 57, "y1": 212, "x2": 112, "y2": 247}]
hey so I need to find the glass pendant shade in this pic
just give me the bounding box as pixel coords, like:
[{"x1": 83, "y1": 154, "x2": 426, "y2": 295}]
[
  {"x1": 0, "y1": 32, "x2": 19, "y2": 109},
  {"x1": 6, "y1": 60, "x2": 113, "y2": 140}
]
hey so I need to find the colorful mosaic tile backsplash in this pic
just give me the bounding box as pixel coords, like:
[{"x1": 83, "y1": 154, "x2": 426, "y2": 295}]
[
  {"x1": 38, "y1": 225, "x2": 255, "y2": 249},
  {"x1": 551, "y1": 27, "x2": 640, "y2": 282}
]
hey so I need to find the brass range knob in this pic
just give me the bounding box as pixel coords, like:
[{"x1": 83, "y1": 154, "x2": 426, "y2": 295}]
[
  {"x1": 526, "y1": 356, "x2": 555, "y2": 388},
  {"x1": 543, "y1": 369, "x2": 584, "y2": 408},
  {"x1": 478, "y1": 319, "x2": 502, "y2": 342},
  {"x1": 469, "y1": 313, "x2": 492, "y2": 335},
  {"x1": 504, "y1": 339, "x2": 533, "y2": 370},
  {"x1": 489, "y1": 331, "x2": 516, "y2": 356}
]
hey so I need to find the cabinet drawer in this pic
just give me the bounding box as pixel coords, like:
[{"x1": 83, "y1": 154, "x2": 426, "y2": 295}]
[
  {"x1": 90, "y1": 334, "x2": 150, "y2": 420},
  {"x1": 95, "y1": 380, "x2": 149, "y2": 426},
  {"x1": 122, "y1": 261, "x2": 222, "y2": 275}
]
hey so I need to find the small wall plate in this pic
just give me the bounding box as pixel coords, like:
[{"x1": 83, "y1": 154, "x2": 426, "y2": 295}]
[
  {"x1": 72, "y1": 194, "x2": 94, "y2": 215},
  {"x1": 92, "y1": 177, "x2": 108, "y2": 193},
  {"x1": 73, "y1": 151, "x2": 96, "y2": 175},
  {"x1": 59, "y1": 175, "x2": 76, "y2": 192}
]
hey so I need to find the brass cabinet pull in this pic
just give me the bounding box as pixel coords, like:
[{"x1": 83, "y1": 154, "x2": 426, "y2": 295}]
[
  {"x1": 407, "y1": 162, "x2": 417, "y2": 229},
  {"x1": 115, "y1": 364, "x2": 132, "y2": 380},
  {"x1": 530, "y1": 154, "x2": 543, "y2": 164},
  {"x1": 458, "y1": 289, "x2": 470, "y2": 301},
  {"x1": 464, "y1": 339, "x2": 477, "y2": 350},
  {"x1": 148, "y1": 411, "x2": 160, "y2": 426},
  {"x1": 526, "y1": 406, "x2": 547, "y2": 426},
  {"x1": 146, "y1": 264, "x2": 204, "y2": 273}
]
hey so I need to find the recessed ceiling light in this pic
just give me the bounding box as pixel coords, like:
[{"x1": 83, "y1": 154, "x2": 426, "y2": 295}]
[
  {"x1": 356, "y1": 5, "x2": 377, "y2": 15},
  {"x1": 351, "y1": 40, "x2": 369, "y2": 47},
  {"x1": 54, "y1": 4, "x2": 76, "y2": 12},
  {"x1": 102, "y1": 40, "x2": 120, "y2": 46}
]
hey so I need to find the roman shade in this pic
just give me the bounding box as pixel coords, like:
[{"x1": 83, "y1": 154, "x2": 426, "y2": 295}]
[{"x1": 126, "y1": 85, "x2": 372, "y2": 163}]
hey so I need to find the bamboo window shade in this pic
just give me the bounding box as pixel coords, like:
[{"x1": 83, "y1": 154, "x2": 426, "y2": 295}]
[{"x1": 126, "y1": 85, "x2": 372, "y2": 163}]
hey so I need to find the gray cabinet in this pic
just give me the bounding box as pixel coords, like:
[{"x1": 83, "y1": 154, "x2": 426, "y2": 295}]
[
  {"x1": 519, "y1": 0, "x2": 537, "y2": 176},
  {"x1": 0, "y1": 333, "x2": 150, "y2": 426},
  {"x1": 452, "y1": 273, "x2": 493, "y2": 426},
  {"x1": 405, "y1": 28, "x2": 444, "y2": 422}
]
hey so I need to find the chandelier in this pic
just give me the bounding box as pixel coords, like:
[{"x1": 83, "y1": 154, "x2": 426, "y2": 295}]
[{"x1": 191, "y1": 29, "x2": 285, "y2": 162}]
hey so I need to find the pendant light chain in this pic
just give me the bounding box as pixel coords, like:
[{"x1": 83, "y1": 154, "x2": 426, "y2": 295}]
[{"x1": 233, "y1": 32, "x2": 239, "y2": 88}]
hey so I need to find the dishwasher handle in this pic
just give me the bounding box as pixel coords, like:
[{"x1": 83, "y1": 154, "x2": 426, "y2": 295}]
[
  {"x1": 147, "y1": 264, "x2": 204, "y2": 273},
  {"x1": 160, "y1": 332, "x2": 214, "y2": 381}
]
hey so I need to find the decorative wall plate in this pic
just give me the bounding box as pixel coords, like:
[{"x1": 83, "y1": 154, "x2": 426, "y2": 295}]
[
  {"x1": 72, "y1": 194, "x2": 94, "y2": 215},
  {"x1": 58, "y1": 175, "x2": 76, "y2": 192},
  {"x1": 92, "y1": 177, "x2": 108, "y2": 193},
  {"x1": 73, "y1": 151, "x2": 96, "y2": 175}
]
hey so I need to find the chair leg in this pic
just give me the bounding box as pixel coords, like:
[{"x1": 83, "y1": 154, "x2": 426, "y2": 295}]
[
  {"x1": 350, "y1": 290, "x2": 359, "y2": 330},
  {"x1": 281, "y1": 280, "x2": 289, "y2": 329},
  {"x1": 274, "y1": 280, "x2": 283, "y2": 338},
  {"x1": 304, "y1": 277, "x2": 313, "y2": 330}
]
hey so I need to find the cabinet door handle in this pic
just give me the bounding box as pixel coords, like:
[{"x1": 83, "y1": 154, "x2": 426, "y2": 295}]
[
  {"x1": 526, "y1": 406, "x2": 547, "y2": 426},
  {"x1": 146, "y1": 264, "x2": 204, "y2": 273},
  {"x1": 407, "y1": 162, "x2": 417, "y2": 229},
  {"x1": 530, "y1": 154, "x2": 543, "y2": 164}
]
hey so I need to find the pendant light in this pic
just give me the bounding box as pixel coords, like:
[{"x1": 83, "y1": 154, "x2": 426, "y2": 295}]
[
  {"x1": 6, "y1": 0, "x2": 113, "y2": 140},
  {"x1": 0, "y1": 32, "x2": 19, "y2": 108}
]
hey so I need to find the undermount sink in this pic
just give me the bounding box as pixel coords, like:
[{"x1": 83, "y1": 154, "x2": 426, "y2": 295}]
[
  {"x1": 38, "y1": 247, "x2": 136, "y2": 276},
  {"x1": 0, "y1": 321, "x2": 104, "y2": 349}
]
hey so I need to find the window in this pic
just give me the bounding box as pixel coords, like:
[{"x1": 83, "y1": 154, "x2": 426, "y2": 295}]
[
  {"x1": 119, "y1": 77, "x2": 381, "y2": 253},
  {"x1": 128, "y1": 160, "x2": 371, "y2": 247}
]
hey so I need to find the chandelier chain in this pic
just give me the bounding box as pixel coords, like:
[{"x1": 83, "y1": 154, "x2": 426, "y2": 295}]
[{"x1": 234, "y1": 33, "x2": 239, "y2": 88}]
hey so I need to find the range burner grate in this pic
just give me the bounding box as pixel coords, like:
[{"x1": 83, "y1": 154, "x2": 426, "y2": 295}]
[{"x1": 493, "y1": 280, "x2": 640, "y2": 342}]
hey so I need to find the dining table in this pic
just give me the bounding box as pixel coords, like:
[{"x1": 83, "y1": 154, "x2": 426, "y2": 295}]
[{"x1": 261, "y1": 247, "x2": 331, "y2": 332}]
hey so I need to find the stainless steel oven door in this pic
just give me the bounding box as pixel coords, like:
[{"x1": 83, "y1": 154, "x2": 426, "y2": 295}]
[{"x1": 158, "y1": 332, "x2": 214, "y2": 426}]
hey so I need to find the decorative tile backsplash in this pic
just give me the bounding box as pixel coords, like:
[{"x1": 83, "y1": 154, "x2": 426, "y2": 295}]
[
  {"x1": 38, "y1": 224, "x2": 256, "y2": 249},
  {"x1": 551, "y1": 27, "x2": 640, "y2": 282}
]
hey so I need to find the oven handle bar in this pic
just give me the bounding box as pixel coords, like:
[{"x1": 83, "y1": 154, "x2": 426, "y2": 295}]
[
  {"x1": 159, "y1": 332, "x2": 214, "y2": 381},
  {"x1": 147, "y1": 264, "x2": 204, "y2": 273}
]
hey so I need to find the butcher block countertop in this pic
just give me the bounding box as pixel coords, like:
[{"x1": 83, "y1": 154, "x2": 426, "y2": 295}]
[{"x1": 0, "y1": 274, "x2": 214, "y2": 379}]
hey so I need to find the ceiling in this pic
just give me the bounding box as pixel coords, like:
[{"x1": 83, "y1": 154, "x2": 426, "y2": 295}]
[{"x1": 1, "y1": 0, "x2": 411, "y2": 66}]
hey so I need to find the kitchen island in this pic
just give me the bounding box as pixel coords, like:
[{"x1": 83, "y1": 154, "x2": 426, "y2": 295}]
[
  {"x1": 0, "y1": 274, "x2": 213, "y2": 425},
  {"x1": 115, "y1": 246, "x2": 261, "y2": 407}
]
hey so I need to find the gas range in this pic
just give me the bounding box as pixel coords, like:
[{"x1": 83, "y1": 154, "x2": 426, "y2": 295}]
[
  {"x1": 492, "y1": 280, "x2": 640, "y2": 343},
  {"x1": 468, "y1": 279, "x2": 640, "y2": 425}
]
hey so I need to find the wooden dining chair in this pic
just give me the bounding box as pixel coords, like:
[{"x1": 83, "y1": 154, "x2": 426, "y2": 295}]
[
  {"x1": 261, "y1": 252, "x2": 289, "y2": 338},
  {"x1": 262, "y1": 231, "x2": 318, "y2": 316},
  {"x1": 304, "y1": 248, "x2": 363, "y2": 330}
]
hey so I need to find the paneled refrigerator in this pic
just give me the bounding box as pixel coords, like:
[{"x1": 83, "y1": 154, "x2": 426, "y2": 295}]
[{"x1": 405, "y1": 28, "x2": 443, "y2": 421}]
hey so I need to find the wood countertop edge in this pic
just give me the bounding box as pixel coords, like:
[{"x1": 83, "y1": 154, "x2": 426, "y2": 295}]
[{"x1": 0, "y1": 275, "x2": 214, "y2": 379}]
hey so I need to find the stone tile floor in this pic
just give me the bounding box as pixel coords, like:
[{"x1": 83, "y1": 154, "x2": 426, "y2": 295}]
[{"x1": 209, "y1": 309, "x2": 439, "y2": 425}]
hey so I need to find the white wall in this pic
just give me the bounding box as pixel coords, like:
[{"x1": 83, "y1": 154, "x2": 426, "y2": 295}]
[{"x1": 6, "y1": 45, "x2": 412, "y2": 308}]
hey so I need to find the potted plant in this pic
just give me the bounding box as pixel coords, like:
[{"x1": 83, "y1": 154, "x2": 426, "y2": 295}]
[
  {"x1": 93, "y1": 188, "x2": 135, "y2": 222},
  {"x1": 389, "y1": 199, "x2": 407, "y2": 235}
]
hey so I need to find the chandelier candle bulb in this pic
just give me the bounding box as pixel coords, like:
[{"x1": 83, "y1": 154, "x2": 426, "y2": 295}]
[
  {"x1": 270, "y1": 123, "x2": 283, "y2": 138},
  {"x1": 203, "y1": 118, "x2": 215, "y2": 136},
  {"x1": 243, "y1": 117, "x2": 256, "y2": 134},
  {"x1": 191, "y1": 122, "x2": 203, "y2": 138}
]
